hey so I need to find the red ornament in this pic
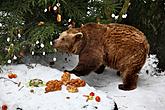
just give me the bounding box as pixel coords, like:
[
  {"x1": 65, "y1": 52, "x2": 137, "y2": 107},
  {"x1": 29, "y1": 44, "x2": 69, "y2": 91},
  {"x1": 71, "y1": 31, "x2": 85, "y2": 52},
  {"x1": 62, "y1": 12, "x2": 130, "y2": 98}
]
[
  {"x1": 95, "y1": 96, "x2": 101, "y2": 102},
  {"x1": 89, "y1": 92, "x2": 95, "y2": 96},
  {"x1": 2, "y1": 104, "x2": 8, "y2": 110}
]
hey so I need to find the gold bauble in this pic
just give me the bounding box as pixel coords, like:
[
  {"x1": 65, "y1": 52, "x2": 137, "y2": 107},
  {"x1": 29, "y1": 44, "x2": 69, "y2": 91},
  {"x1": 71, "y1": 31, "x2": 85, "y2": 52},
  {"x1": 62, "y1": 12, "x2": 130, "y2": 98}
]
[
  {"x1": 57, "y1": 14, "x2": 61, "y2": 22},
  {"x1": 38, "y1": 21, "x2": 45, "y2": 26}
]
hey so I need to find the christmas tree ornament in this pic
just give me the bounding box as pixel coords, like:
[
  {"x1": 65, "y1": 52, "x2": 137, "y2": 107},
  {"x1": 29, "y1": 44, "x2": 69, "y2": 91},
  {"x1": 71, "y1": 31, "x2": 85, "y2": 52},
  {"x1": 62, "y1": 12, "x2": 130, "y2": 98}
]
[
  {"x1": 38, "y1": 21, "x2": 45, "y2": 26},
  {"x1": 50, "y1": 41, "x2": 53, "y2": 45},
  {"x1": 122, "y1": 14, "x2": 127, "y2": 18},
  {"x1": 7, "y1": 37, "x2": 10, "y2": 42},
  {"x1": 111, "y1": 13, "x2": 115, "y2": 18},
  {"x1": 31, "y1": 51, "x2": 34, "y2": 55},
  {"x1": 68, "y1": 19, "x2": 71, "y2": 23},
  {"x1": 128, "y1": 3, "x2": 131, "y2": 6},
  {"x1": 0, "y1": 23, "x2": 2, "y2": 27},
  {"x1": 44, "y1": 8, "x2": 47, "y2": 12},
  {"x1": 53, "y1": 6, "x2": 57, "y2": 11},
  {"x1": 7, "y1": 59, "x2": 12, "y2": 64},
  {"x1": 13, "y1": 55, "x2": 17, "y2": 60},
  {"x1": 18, "y1": 33, "x2": 21, "y2": 38},
  {"x1": 43, "y1": 52, "x2": 46, "y2": 55},
  {"x1": 56, "y1": 3, "x2": 61, "y2": 7},
  {"x1": 53, "y1": 57, "x2": 57, "y2": 62},
  {"x1": 114, "y1": 15, "x2": 119, "y2": 20},
  {"x1": 54, "y1": 48, "x2": 57, "y2": 52},
  {"x1": 57, "y1": 14, "x2": 61, "y2": 22},
  {"x1": 36, "y1": 40, "x2": 39, "y2": 44},
  {"x1": 40, "y1": 43, "x2": 44, "y2": 48}
]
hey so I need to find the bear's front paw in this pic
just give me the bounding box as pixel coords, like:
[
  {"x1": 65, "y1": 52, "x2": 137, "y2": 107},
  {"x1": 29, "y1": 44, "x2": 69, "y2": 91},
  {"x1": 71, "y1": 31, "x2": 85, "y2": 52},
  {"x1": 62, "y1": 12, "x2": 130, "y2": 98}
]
[
  {"x1": 94, "y1": 65, "x2": 105, "y2": 74},
  {"x1": 64, "y1": 70, "x2": 83, "y2": 76},
  {"x1": 118, "y1": 84, "x2": 137, "y2": 91},
  {"x1": 64, "y1": 70, "x2": 72, "y2": 73},
  {"x1": 73, "y1": 72, "x2": 83, "y2": 76}
]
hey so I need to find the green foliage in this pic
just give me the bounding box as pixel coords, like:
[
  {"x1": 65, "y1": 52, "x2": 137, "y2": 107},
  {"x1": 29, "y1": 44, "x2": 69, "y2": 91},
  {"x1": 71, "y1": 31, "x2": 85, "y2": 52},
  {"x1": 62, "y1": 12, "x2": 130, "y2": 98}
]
[
  {"x1": 0, "y1": 0, "x2": 121, "y2": 65},
  {"x1": 85, "y1": 0, "x2": 121, "y2": 24},
  {"x1": 26, "y1": 22, "x2": 56, "y2": 53},
  {"x1": 125, "y1": 0, "x2": 165, "y2": 70}
]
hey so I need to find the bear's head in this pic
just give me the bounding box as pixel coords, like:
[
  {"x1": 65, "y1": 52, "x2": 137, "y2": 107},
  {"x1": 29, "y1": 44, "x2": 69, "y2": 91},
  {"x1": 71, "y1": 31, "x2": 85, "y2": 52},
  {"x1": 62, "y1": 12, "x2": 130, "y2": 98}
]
[{"x1": 53, "y1": 28, "x2": 85, "y2": 54}]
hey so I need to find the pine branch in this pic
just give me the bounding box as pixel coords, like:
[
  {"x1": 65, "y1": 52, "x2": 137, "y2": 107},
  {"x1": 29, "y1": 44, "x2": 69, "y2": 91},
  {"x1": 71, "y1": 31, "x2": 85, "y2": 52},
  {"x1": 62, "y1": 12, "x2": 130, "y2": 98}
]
[{"x1": 117, "y1": 0, "x2": 131, "y2": 22}]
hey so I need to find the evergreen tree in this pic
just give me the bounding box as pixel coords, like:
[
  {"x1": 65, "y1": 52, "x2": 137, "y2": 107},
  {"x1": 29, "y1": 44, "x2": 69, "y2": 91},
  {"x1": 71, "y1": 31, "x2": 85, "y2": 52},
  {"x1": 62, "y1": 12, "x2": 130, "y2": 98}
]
[
  {"x1": 0, "y1": 0, "x2": 121, "y2": 65},
  {"x1": 125, "y1": 0, "x2": 165, "y2": 70}
]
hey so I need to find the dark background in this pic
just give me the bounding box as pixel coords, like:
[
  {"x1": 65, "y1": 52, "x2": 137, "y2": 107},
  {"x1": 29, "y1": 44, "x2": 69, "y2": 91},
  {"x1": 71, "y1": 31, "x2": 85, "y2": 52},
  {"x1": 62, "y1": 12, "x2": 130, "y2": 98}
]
[{"x1": 125, "y1": 0, "x2": 165, "y2": 70}]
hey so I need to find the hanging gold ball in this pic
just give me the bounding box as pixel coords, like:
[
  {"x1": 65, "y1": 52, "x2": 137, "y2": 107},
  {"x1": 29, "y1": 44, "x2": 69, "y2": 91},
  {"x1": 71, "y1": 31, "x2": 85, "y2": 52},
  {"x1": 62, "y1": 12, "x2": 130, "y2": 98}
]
[
  {"x1": 38, "y1": 21, "x2": 45, "y2": 26},
  {"x1": 48, "y1": 6, "x2": 51, "y2": 12},
  {"x1": 57, "y1": 14, "x2": 61, "y2": 22}
]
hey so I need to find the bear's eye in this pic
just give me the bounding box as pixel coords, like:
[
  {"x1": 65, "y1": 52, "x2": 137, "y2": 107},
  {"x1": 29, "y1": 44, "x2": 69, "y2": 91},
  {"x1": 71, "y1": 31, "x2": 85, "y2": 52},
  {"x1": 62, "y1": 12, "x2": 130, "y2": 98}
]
[{"x1": 61, "y1": 38, "x2": 65, "y2": 41}]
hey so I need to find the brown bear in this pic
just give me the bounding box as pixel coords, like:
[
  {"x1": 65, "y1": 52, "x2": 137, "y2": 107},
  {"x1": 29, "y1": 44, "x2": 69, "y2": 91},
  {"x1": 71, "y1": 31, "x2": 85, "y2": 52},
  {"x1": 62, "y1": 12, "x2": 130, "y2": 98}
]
[{"x1": 53, "y1": 23, "x2": 149, "y2": 91}]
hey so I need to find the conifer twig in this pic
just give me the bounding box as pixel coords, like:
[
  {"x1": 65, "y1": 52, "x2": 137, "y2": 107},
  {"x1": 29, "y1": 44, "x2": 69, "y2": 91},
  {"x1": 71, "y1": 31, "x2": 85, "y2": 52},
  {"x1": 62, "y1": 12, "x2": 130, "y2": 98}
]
[{"x1": 118, "y1": 0, "x2": 131, "y2": 22}]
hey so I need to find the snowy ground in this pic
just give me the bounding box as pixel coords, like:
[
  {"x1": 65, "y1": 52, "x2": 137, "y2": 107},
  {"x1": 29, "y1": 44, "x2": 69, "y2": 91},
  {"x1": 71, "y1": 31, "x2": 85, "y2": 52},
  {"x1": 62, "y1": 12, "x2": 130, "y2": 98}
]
[
  {"x1": 81, "y1": 68, "x2": 165, "y2": 110},
  {"x1": 81, "y1": 55, "x2": 165, "y2": 110},
  {"x1": 0, "y1": 54, "x2": 165, "y2": 110},
  {"x1": 50, "y1": 53, "x2": 165, "y2": 110},
  {"x1": 0, "y1": 64, "x2": 116, "y2": 110}
]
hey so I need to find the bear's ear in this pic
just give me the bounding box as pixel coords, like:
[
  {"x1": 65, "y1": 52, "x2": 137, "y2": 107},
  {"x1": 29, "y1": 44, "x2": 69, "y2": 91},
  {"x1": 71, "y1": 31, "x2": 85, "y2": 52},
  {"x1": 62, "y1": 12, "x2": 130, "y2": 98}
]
[{"x1": 74, "y1": 32, "x2": 83, "y2": 39}]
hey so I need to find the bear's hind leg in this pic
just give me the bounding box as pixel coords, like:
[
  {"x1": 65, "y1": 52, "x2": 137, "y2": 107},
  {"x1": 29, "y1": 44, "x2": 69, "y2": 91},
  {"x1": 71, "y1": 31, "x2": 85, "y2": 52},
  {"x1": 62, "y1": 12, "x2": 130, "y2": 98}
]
[
  {"x1": 118, "y1": 70, "x2": 139, "y2": 90},
  {"x1": 94, "y1": 64, "x2": 106, "y2": 74}
]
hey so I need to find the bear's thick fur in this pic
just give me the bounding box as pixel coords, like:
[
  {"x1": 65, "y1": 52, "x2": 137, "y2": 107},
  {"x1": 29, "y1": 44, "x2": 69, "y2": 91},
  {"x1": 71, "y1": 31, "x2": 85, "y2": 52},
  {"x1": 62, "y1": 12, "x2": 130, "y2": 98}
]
[{"x1": 53, "y1": 23, "x2": 149, "y2": 90}]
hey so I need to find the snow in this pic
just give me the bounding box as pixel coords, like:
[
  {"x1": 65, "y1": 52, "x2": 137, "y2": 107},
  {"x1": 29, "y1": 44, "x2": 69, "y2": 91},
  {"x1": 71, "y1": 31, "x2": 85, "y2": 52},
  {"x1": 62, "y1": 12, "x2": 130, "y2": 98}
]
[
  {"x1": 81, "y1": 55, "x2": 165, "y2": 110},
  {"x1": 0, "y1": 64, "x2": 115, "y2": 110},
  {"x1": 0, "y1": 54, "x2": 165, "y2": 110}
]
